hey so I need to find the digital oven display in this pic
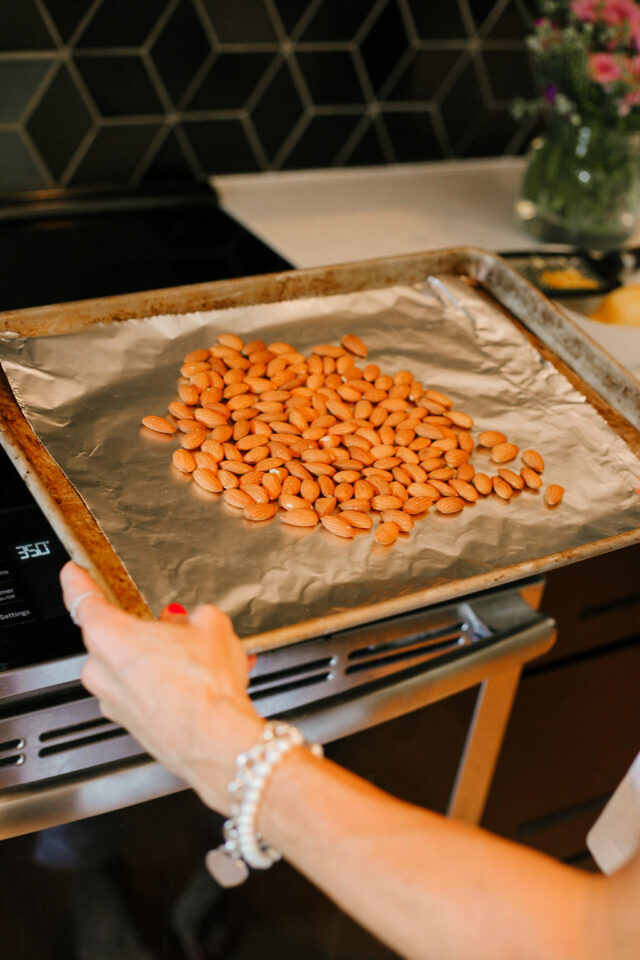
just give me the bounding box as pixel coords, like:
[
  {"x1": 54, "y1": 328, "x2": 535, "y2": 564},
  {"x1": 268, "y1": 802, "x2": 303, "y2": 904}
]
[{"x1": 0, "y1": 450, "x2": 83, "y2": 670}]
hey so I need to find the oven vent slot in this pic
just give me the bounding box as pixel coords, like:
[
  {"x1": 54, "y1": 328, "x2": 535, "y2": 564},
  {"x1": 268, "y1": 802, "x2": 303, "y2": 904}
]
[
  {"x1": 0, "y1": 737, "x2": 25, "y2": 752},
  {"x1": 0, "y1": 753, "x2": 24, "y2": 768},
  {"x1": 345, "y1": 635, "x2": 466, "y2": 674},
  {"x1": 250, "y1": 670, "x2": 332, "y2": 702},
  {"x1": 39, "y1": 717, "x2": 113, "y2": 742},
  {"x1": 348, "y1": 620, "x2": 468, "y2": 659},
  {"x1": 346, "y1": 622, "x2": 470, "y2": 675},
  {"x1": 38, "y1": 726, "x2": 127, "y2": 758}
]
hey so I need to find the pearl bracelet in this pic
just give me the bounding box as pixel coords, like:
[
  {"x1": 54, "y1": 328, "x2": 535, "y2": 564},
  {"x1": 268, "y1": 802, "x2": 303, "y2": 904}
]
[{"x1": 205, "y1": 720, "x2": 323, "y2": 888}]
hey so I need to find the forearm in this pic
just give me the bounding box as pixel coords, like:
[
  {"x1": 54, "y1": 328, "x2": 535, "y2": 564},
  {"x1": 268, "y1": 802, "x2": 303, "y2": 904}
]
[{"x1": 252, "y1": 749, "x2": 605, "y2": 960}]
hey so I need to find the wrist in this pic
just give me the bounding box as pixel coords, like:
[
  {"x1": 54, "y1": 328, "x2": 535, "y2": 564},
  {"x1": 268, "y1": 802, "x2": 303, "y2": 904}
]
[{"x1": 186, "y1": 697, "x2": 266, "y2": 815}]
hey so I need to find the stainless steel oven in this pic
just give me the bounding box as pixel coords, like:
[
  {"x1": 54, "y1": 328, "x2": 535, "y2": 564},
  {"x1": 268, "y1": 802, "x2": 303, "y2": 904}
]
[{"x1": 5, "y1": 189, "x2": 622, "y2": 960}]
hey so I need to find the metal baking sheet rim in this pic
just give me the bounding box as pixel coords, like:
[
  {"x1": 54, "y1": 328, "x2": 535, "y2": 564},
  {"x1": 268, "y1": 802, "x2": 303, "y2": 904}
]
[{"x1": 1, "y1": 247, "x2": 639, "y2": 654}]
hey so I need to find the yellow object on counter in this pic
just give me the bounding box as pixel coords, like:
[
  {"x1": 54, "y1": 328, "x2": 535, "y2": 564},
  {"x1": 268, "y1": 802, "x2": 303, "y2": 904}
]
[
  {"x1": 539, "y1": 267, "x2": 600, "y2": 290},
  {"x1": 591, "y1": 284, "x2": 640, "y2": 326}
]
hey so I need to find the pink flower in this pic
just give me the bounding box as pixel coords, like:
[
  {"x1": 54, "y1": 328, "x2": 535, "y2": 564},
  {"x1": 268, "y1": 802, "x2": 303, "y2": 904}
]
[
  {"x1": 589, "y1": 51, "x2": 624, "y2": 82},
  {"x1": 600, "y1": 0, "x2": 640, "y2": 26},
  {"x1": 570, "y1": 0, "x2": 600, "y2": 20},
  {"x1": 619, "y1": 88, "x2": 640, "y2": 113}
]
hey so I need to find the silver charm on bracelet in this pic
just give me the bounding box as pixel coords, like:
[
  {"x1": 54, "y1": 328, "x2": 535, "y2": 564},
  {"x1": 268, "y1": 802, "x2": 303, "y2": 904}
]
[{"x1": 205, "y1": 721, "x2": 323, "y2": 888}]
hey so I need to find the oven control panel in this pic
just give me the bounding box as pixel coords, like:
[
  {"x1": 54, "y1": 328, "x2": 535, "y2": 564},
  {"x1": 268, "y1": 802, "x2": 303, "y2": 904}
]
[{"x1": 0, "y1": 447, "x2": 83, "y2": 672}]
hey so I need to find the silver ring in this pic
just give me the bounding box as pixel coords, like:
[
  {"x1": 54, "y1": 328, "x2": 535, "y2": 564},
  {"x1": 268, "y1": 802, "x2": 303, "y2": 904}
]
[{"x1": 69, "y1": 590, "x2": 103, "y2": 626}]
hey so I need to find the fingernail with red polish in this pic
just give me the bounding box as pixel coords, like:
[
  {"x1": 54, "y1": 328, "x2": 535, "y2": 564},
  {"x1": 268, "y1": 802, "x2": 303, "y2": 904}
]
[{"x1": 167, "y1": 603, "x2": 187, "y2": 615}]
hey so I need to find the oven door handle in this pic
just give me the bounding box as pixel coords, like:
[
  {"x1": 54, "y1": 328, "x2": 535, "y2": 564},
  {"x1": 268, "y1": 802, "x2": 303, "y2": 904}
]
[{"x1": 0, "y1": 592, "x2": 553, "y2": 839}]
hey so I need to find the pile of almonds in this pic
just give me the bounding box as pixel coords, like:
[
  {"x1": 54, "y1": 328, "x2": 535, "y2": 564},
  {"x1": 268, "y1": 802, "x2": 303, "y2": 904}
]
[{"x1": 141, "y1": 332, "x2": 564, "y2": 547}]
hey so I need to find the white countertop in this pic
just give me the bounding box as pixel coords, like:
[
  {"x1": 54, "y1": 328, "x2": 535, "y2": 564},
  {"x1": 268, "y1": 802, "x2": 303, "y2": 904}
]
[
  {"x1": 212, "y1": 159, "x2": 640, "y2": 379},
  {"x1": 213, "y1": 159, "x2": 533, "y2": 269}
]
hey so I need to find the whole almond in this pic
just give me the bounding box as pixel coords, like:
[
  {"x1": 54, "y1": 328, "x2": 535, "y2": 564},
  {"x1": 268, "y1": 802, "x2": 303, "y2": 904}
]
[
  {"x1": 425, "y1": 389, "x2": 453, "y2": 408},
  {"x1": 435, "y1": 496, "x2": 465, "y2": 514},
  {"x1": 450, "y1": 478, "x2": 479, "y2": 501},
  {"x1": 172, "y1": 449, "x2": 196, "y2": 472},
  {"x1": 282, "y1": 476, "x2": 301, "y2": 496},
  {"x1": 334, "y1": 482, "x2": 354, "y2": 501},
  {"x1": 491, "y1": 442, "x2": 519, "y2": 464},
  {"x1": 354, "y1": 479, "x2": 375, "y2": 500},
  {"x1": 320, "y1": 515, "x2": 355, "y2": 538},
  {"x1": 429, "y1": 479, "x2": 457, "y2": 497},
  {"x1": 279, "y1": 493, "x2": 308, "y2": 511},
  {"x1": 445, "y1": 449, "x2": 469, "y2": 468},
  {"x1": 178, "y1": 383, "x2": 200, "y2": 406},
  {"x1": 142, "y1": 414, "x2": 176, "y2": 434},
  {"x1": 176, "y1": 417, "x2": 199, "y2": 433},
  {"x1": 239, "y1": 470, "x2": 265, "y2": 486},
  {"x1": 194, "y1": 451, "x2": 219, "y2": 472},
  {"x1": 218, "y1": 333, "x2": 244, "y2": 351},
  {"x1": 407, "y1": 482, "x2": 440, "y2": 499},
  {"x1": 315, "y1": 496, "x2": 337, "y2": 517},
  {"x1": 456, "y1": 462, "x2": 475, "y2": 482},
  {"x1": 341, "y1": 333, "x2": 368, "y2": 357},
  {"x1": 223, "y1": 488, "x2": 253, "y2": 509},
  {"x1": 498, "y1": 468, "x2": 524, "y2": 491},
  {"x1": 218, "y1": 469, "x2": 239, "y2": 489},
  {"x1": 478, "y1": 430, "x2": 507, "y2": 447},
  {"x1": 429, "y1": 466, "x2": 455, "y2": 480},
  {"x1": 244, "y1": 502, "x2": 277, "y2": 522},
  {"x1": 472, "y1": 472, "x2": 492, "y2": 495},
  {"x1": 522, "y1": 449, "x2": 545, "y2": 473},
  {"x1": 403, "y1": 496, "x2": 433, "y2": 515},
  {"x1": 448, "y1": 410, "x2": 473, "y2": 429},
  {"x1": 300, "y1": 478, "x2": 321, "y2": 503},
  {"x1": 287, "y1": 461, "x2": 313, "y2": 481},
  {"x1": 492, "y1": 476, "x2": 513, "y2": 500},
  {"x1": 375, "y1": 522, "x2": 399, "y2": 545},
  {"x1": 262, "y1": 473, "x2": 282, "y2": 500},
  {"x1": 193, "y1": 468, "x2": 222, "y2": 493},
  {"x1": 545, "y1": 484, "x2": 564, "y2": 506},
  {"x1": 243, "y1": 445, "x2": 270, "y2": 464},
  {"x1": 184, "y1": 348, "x2": 211, "y2": 363},
  {"x1": 168, "y1": 401, "x2": 195, "y2": 420},
  {"x1": 201, "y1": 438, "x2": 225, "y2": 461},
  {"x1": 180, "y1": 429, "x2": 207, "y2": 450},
  {"x1": 237, "y1": 433, "x2": 269, "y2": 451},
  {"x1": 312, "y1": 344, "x2": 345, "y2": 358},
  {"x1": 380, "y1": 509, "x2": 414, "y2": 532},
  {"x1": 521, "y1": 466, "x2": 543, "y2": 490},
  {"x1": 194, "y1": 408, "x2": 228, "y2": 428},
  {"x1": 334, "y1": 499, "x2": 367, "y2": 513},
  {"x1": 371, "y1": 495, "x2": 403, "y2": 511},
  {"x1": 281, "y1": 509, "x2": 319, "y2": 527},
  {"x1": 340, "y1": 510, "x2": 373, "y2": 530},
  {"x1": 242, "y1": 484, "x2": 269, "y2": 504}
]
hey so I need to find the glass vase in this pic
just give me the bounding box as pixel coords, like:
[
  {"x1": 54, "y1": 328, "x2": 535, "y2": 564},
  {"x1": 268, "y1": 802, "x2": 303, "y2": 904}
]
[{"x1": 515, "y1": 121, "x2": 640, "y2": 250}]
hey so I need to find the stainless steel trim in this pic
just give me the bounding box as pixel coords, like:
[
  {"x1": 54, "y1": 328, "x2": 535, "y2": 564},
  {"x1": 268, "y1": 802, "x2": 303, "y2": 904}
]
[
  {"x1": 0, "y1": 588, "x2": 554, "y2": 840},
  {"x1": 289, "y1": 614, "x2": 554, "y2": 746},
  {"x1": 0, "y1": 653, "x2": 85, "y2": 702}
]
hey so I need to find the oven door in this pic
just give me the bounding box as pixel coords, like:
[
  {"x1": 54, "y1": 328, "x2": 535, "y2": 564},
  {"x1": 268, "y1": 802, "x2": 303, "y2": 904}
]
[{"x1": 0, "y1": 580, "x2": 554, "y2": 840}]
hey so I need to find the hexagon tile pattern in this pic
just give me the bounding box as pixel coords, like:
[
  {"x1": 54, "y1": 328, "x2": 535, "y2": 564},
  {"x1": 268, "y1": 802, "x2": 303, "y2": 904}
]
[{"x1": 0, "y1": 0, "x2": 536, "y2": 193}]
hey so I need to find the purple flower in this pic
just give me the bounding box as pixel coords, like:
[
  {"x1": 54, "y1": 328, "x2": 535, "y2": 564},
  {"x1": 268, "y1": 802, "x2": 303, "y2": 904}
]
[{"x1": 544, "y1": 83, "x2": 558, "y2": 103}]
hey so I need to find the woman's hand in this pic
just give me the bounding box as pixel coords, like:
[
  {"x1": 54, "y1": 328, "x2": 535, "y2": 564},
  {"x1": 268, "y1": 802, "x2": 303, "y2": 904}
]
[{"x1": 59, "y1": 561, "x2": 264, "y2": 814}]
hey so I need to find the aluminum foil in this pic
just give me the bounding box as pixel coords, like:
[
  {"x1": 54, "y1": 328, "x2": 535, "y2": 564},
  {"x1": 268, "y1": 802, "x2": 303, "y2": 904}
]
[{"x1": 1, "y1": 278, "x2": 640, "y2": 640}]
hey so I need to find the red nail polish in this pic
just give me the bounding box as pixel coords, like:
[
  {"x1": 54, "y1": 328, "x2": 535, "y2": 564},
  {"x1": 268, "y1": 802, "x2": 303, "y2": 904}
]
[{"x1": 167, "y1": 603, "x2": 187, "y2": 615}]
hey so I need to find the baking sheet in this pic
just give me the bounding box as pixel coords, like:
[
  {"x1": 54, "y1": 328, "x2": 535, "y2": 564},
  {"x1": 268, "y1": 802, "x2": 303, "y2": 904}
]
[{"x1": 1, "y1": 277, "x2": 640, "y2": 639}]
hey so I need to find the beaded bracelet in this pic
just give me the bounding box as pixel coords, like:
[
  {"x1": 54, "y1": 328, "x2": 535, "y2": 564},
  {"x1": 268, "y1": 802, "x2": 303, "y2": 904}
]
[{"x1": 205, "y1": 720, "x2": 323, "y2": 888}]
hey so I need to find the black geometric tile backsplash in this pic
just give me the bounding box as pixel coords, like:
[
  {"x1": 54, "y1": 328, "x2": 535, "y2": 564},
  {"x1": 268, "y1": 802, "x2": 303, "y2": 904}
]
[{"x1": 0, "y1": 0, "x2": 537, "y2": 195}]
